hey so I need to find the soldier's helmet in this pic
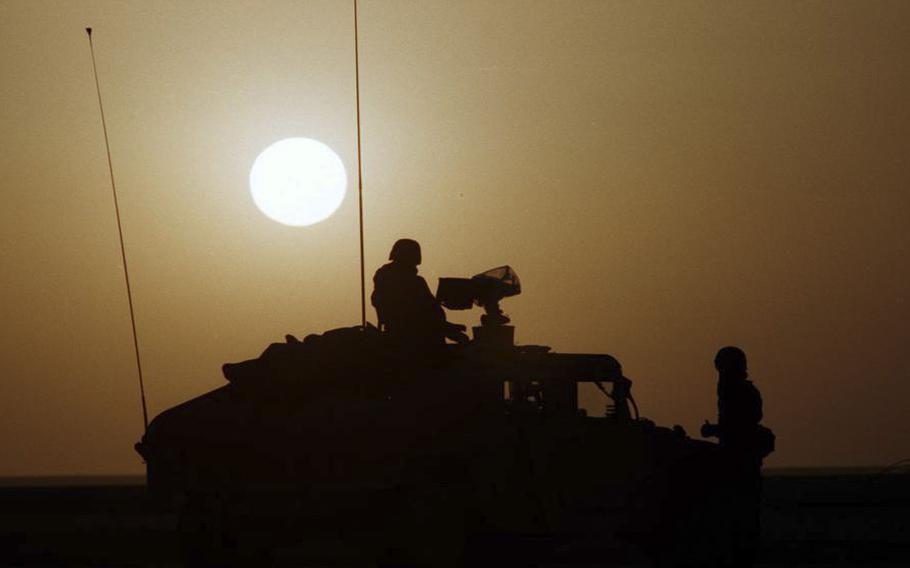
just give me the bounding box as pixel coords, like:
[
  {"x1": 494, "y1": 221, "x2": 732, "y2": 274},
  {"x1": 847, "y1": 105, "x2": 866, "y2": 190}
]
[
  {"x1": 714, "y1": 346, "x2": 747, "y2": 374},
  {"x1": 389, "y1": 238, "x2": 421, "y2": 266}
]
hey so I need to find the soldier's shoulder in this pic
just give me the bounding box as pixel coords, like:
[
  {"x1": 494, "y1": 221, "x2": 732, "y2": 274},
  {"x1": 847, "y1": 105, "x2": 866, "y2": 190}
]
[{"x1": 373, "y1": 262, "x2": 397, "y2": 278}]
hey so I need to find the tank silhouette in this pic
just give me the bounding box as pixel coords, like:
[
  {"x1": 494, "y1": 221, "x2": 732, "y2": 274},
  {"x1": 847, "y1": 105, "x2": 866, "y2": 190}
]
[{"x1": 136, "y1": 267, "x2": 747, "y2": 567}]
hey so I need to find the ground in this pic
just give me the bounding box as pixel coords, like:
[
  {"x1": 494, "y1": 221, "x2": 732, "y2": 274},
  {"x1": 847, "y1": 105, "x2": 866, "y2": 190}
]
[{"x1": 1, "y1": 471, "x2": 908, "y2": 567}]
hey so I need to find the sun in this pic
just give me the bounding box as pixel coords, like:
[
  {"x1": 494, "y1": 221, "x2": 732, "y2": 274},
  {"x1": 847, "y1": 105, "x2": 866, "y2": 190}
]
[{"x1": 249, "y1": 138, "x2": 348, "y2": 226}]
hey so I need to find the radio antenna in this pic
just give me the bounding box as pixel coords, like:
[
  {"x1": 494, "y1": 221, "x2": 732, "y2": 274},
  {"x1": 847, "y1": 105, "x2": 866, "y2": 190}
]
[
  {"x1": 85, "y1": 28, "x2": 149, "y2": 432},
  {"x1": 353, "y1": 0, "x2": 367, "y2": 327}
]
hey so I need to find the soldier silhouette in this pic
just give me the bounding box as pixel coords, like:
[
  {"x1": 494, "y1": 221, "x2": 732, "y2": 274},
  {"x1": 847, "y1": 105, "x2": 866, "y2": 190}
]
[
  {"x1": 371, "y1": 238, "x2": 468, "y2": 349},
  {"x1": 701, "y1": 346, "x2": 774, "y2": 568},
  {"x1": 701, "y1": 346, "x2": 764, "y2": 450}
]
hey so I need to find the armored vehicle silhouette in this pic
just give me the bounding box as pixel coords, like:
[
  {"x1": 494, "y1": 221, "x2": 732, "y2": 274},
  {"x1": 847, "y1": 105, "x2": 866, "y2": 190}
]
[{"x1": 136, "y1": 267, "x2": 743, "y2": 567}]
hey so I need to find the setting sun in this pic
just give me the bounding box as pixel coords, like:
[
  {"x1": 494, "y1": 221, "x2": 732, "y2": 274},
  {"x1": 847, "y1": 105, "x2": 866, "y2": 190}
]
[{"x1": 249, "y1": 137, "x2": 347, "y2": 227}]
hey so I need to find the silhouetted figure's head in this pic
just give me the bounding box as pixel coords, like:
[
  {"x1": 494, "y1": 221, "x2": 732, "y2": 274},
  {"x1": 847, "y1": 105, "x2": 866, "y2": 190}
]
[
  {"x1": 714, "y1": 346, "x2": 747, "y2": 377},
  {"x1": 389, "y1": 238, "x2": 421, "y2": 267}
]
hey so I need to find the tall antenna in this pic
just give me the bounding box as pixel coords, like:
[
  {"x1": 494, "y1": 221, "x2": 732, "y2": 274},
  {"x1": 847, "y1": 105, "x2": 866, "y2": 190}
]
[
  {"x1": 85, "y1": 28, "x2": 149, "y2": 432},
  {"x1": 353, "y1": 0, "x2": 367, "y2": 328}
]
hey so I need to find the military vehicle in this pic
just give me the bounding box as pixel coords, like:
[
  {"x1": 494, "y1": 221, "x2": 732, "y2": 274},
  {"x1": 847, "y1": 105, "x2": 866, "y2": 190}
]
[{"x1": 136, "y1": 267, "x2": 744, "y2": 567}]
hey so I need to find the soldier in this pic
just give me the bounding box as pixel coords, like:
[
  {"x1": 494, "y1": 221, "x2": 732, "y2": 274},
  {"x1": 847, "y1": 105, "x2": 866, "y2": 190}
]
[
  {"x1": 701, "y1": 346, "x2": 774, "y2": 567},
  {"x1": 701, "y1": 346, "x2": 764, "y2": 450},
  {"x1": 371, "y1": 238, "x2": 468, "y2": 348}
]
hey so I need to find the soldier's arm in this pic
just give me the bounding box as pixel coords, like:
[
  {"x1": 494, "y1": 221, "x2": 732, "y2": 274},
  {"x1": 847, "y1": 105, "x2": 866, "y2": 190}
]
[{"x1": 415, "y1": 276, "x2": 444, "y2": 317}]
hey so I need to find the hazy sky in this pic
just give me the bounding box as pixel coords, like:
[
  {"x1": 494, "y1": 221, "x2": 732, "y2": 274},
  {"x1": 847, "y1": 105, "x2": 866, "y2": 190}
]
[{"x1": 2, "y1": 1, "x2": 909, "y2": 476}]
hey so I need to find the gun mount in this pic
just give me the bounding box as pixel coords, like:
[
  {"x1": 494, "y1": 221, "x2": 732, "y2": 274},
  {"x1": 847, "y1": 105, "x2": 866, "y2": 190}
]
[{"x1": 438, "y1": 265, "x2": 522, "y2": 347}]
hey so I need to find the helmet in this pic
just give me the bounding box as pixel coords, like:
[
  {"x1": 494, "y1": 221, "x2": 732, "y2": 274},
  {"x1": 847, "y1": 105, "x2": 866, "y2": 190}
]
[
  {"x1": 389, "y1": 238, "x2": 421, "y2": 266},
  {"x1": 714, "y1": 346, "x2": 747, "y2": 374}
]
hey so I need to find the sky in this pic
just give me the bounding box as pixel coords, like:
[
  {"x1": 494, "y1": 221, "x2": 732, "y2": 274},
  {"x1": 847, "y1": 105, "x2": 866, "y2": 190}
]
[{"x1": 1, "y1": 1, "x2": 908, "y2": 476}]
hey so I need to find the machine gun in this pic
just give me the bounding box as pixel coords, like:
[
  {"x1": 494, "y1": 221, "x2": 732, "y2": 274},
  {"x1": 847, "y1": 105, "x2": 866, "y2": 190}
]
[{"x1": 436, "y1": 265, "x2": 521, "y2": 348}]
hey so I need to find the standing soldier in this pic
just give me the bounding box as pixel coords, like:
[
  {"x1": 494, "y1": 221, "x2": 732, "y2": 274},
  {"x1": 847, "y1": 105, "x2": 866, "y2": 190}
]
[
  {"x1": 701, "y1": 346, "x2": 775, "y2": 567},
  {"x1": 701, "y1": 346, "x2": 765, "y2": 451}
]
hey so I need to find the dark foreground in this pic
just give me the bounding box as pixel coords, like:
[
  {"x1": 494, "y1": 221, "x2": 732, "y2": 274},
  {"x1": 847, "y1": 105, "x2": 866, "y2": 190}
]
[{"x1": 1, "y1": 471, "x2": 908, "y2": 567}]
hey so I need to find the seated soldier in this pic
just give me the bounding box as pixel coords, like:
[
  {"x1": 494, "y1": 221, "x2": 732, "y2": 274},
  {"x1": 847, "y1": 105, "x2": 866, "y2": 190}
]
[{"x1": 371, "y1": 239, "x2": 468, "y2": 348}]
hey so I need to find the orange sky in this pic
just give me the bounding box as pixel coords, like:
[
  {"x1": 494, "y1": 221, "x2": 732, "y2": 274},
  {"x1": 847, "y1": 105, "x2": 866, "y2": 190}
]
[{"x1": 1, "y1": 1, "x2": 909, "y2": 476}]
